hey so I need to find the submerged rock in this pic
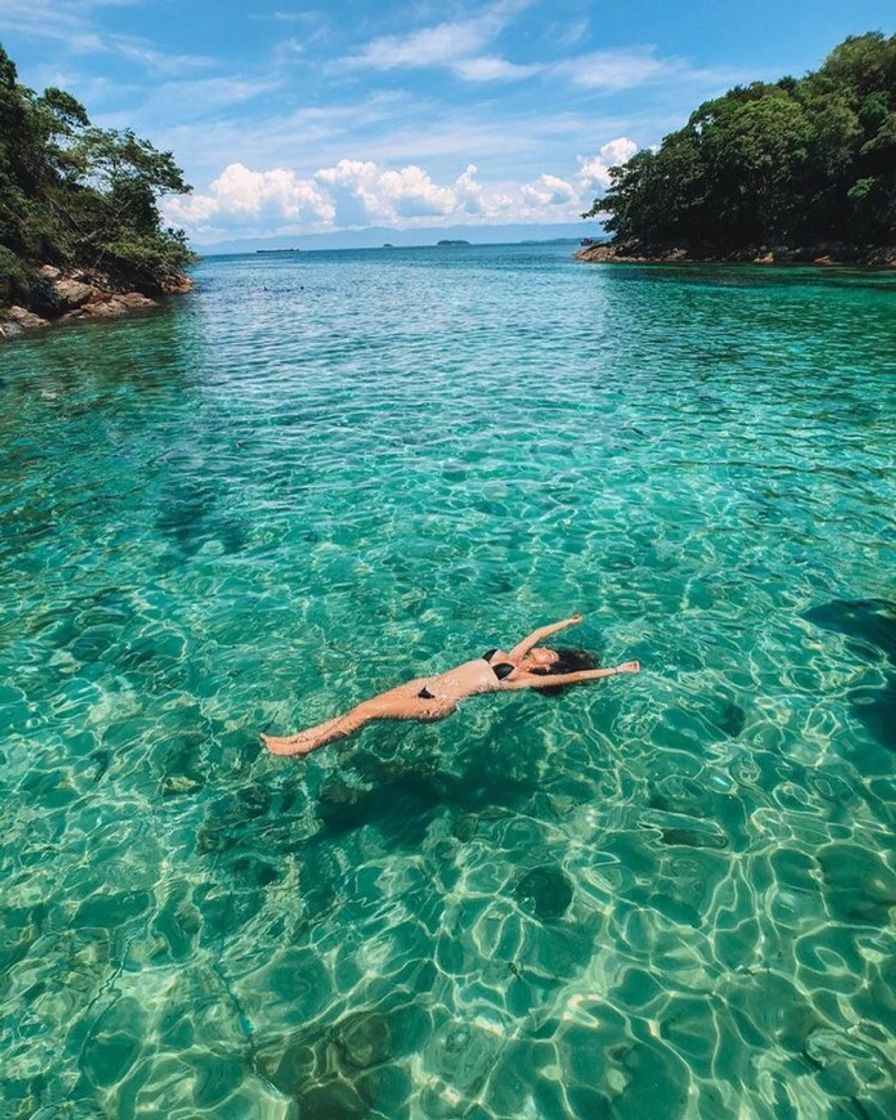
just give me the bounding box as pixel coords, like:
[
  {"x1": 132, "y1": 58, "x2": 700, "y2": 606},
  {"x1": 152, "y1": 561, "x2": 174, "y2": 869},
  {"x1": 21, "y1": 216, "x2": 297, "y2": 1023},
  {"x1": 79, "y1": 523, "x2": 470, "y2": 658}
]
[
  {"x1": 714, "y1": 699, "x2": 746, "y2": 739},
  {"x1": 266, "y1": 1035, "x2": 317, "y2": 1096},
  {"x1": 803, "y1": 599, "x2": 896, "y2": 750},
  {"x1": 297, "y1": 1080, "x2": 368, "y2": 1120},
  {"x1": 848, "y1": 679, "x2": 896, "y2": 750},
  {"x1": 818, "y1": 842, "x2": 896, "y2": 926},
  {"x1": 514, "y1": 866, "x2": 574, "y2": 921},
  {"x1": 427, "y1": 1019, "x2": 499, "y2": 1095},
  {"x1": 803, "y1": 598, "x2": 896, "y2": 664},
  {"x1": 334, "y1": 1011, "x2": 392, "y2": 1070}
]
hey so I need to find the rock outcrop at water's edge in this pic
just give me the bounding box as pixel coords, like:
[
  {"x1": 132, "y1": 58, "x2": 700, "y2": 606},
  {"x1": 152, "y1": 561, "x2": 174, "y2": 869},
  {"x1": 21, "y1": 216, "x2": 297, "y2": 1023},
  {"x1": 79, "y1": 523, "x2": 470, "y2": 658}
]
[
  {"x1": 575, "y1": 240, "x2": 896, "y2": 267},
  {"x1": 0, "y1": 264, "x2": 193, "y2": 340}
]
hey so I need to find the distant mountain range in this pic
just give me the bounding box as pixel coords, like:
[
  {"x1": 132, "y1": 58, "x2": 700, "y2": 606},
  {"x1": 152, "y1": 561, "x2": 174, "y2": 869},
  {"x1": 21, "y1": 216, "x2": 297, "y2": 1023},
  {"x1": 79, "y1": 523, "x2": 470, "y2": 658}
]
[{"x1": 197, "y1": 222, "x2": 603, "y2": 255}]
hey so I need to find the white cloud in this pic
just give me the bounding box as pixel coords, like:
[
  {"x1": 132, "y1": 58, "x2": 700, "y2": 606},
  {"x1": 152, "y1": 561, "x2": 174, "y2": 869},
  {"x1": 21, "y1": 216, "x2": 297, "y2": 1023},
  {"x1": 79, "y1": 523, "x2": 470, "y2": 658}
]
[
  {"x1": 377, "y1": 165, "x2": 456, "y2": 217},
  {"x1": 342, "y1": 4, "x2": 534, "y2": 83},
  {"x1": 522, "y1": 174, "x2": 577, "y2": 207},
  {"x1": 166, "y1": 162, "x2": 335, "y2": 228},
  {"x1": 273, "y1": 37, "x2": 306, "y2": 64},
  {"x1": 163, "y1": 143, "x2": 634, "y2": 241},
  {"x1": 557, "y1": 47, "x2": 744, "y2": 95},
  {"x1": 455, "y1": 164, "x2": 486, "y2": 215},
  {"x1": 452, "y1": 56, "x2": 539, "y2": 81},
  {"x1": 312, "y1": 160, "x2": 381, "y2": 226},
  {"x1": 558, "y1": 48, "x2": 670, "y2": 91},
  {"x1": 552, "y1": 19, "x2": 589, "y2": 48},
  {"x1": 344, "y1": 28, "x2": 713, "y2": 94},
  {"x1": 102, "y1": 36, "x2": 212, "y2": 75},
  {"x1": 598, "y1": 137, "x2": 639, "y2": 166},
  {"x1": 314, "y1": 159, "x2": 457, "y2": 223},
  {"x1": 0, "y1": 1, "x2": 213, "y2": 74},
  {"x1": 169, "y1": 158, "x2": 468, "y2": 235},
  {"x1": 345, "y1": 20, "x2": 490, "y2": 69},
  {"x1": 158, "y1": 76, "x2": 281, "y2": 112},
  {"x1": 578, "y1": 136, "x2": 638, "y2": 188}
]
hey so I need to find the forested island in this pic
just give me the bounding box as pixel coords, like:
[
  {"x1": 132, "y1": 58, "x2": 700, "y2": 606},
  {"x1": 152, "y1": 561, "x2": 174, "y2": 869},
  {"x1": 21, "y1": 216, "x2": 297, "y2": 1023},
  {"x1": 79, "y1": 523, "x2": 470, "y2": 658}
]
[
  {"x1": 579, "y1": 32, "x2": 896, "y2": 266},
  {"x1": 0, "y1": 44, "x2": 194, "y2": 338}
]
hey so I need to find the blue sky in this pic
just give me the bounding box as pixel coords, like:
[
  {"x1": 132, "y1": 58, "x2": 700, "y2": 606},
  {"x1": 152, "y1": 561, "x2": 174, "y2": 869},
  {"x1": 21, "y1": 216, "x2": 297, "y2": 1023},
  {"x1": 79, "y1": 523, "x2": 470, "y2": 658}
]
[{"x1": 2, "y1": 1, "x2": 893, "y2": 246}]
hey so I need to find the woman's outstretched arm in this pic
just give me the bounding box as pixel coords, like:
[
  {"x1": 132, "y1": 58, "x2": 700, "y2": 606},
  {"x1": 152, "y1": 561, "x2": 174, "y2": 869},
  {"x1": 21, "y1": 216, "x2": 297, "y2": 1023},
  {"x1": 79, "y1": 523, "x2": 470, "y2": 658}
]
[
  {"x1": 508, "y1": 614, "x2": 583, "y2": 659},
  {"x1": 503, "y1": 661, "x2": 640, "y2": 689}
]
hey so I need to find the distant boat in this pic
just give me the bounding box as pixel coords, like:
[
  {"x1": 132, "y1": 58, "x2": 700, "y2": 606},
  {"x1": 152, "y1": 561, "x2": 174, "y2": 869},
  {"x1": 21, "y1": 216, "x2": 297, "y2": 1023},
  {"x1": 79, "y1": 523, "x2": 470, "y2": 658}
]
[
  {"x1": 383, "y1": 243, "x2": 395, "y2": 248},
  {"x1": 436, "y1": 239, "x2": 470, "y2": 246},
  {"x1": 256, "y1": 248, "x2": 300, "y2": 254}
]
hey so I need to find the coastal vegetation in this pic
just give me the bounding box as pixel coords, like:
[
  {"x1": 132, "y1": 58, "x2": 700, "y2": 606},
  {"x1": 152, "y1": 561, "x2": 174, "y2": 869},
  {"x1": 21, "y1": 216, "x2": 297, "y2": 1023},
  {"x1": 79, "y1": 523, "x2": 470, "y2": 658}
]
[
  {"x1": 0, "y1": 42, "x2": 194, "y2": 332},
  {"x1": 582, "y1": 32, "x2": 896, "y2": 262}
]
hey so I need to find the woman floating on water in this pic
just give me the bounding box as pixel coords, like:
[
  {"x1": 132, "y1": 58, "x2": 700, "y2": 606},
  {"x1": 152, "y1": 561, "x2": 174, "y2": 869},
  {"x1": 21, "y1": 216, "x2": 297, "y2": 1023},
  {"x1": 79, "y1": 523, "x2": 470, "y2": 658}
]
[{"x1": 261, "y1": 614, "x2": 640, "y2": 757}]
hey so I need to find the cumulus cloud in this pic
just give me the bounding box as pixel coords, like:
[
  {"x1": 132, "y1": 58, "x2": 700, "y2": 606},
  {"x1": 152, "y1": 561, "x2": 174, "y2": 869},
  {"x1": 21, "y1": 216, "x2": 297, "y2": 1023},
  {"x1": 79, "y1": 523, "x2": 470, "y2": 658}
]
[
  {"x1": 166, "y1": 162, "x2": 334, "y2": 227},
  {"x1": 313, "y1": 159, "x2": 383, "y2": 226},
  {"x1": 168, "y1": 158, "x2": 463, "y2": 234},
  {"x1": 314, "y1": 160, "x2": 457, "y2": 223},
  {"x1": 164, "y1": 142, "x2": 636, "y2": 240},
  {"x1": 378, "y1": 165, "x2": 457, "y2": 217},
  {"x1": 522, "y1": 174, "x2": 577, "y2": 207},
  {"x1": 454, "y1": 164, "x2": 486, "y2": 215},
  {"x1": 578, "y1": 136, "x2": 638, "y2": 188}
]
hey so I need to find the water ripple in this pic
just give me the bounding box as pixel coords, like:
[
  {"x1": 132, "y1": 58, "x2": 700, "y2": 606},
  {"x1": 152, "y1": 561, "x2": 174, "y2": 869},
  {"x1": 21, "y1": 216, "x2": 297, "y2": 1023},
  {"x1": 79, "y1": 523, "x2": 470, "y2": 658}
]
[{"x1": 1, "y1": 245, "x2": 896, "y2": 1119}]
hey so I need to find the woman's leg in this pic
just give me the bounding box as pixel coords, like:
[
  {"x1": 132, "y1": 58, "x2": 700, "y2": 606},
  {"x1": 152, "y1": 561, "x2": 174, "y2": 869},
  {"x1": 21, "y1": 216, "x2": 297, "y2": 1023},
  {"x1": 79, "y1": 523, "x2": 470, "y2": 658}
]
[
  {"x1": 261, "y1": 705, "x2": 371, "y2": 756},
  {"x1": 261, "y1": 684, "x2": 456, "y2": 758}
]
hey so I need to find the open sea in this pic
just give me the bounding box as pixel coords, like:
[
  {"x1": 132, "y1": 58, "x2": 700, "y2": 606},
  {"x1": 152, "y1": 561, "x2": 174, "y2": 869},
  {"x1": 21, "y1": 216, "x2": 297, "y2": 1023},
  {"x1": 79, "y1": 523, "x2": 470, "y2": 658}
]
[{"x1": 2, "y1": 242, "x2": 896, "y2": 1120}]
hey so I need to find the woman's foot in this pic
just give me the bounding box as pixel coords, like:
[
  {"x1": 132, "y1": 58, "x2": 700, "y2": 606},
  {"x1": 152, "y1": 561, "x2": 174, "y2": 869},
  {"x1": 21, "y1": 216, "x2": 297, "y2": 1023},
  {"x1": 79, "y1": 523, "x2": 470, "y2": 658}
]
[{"x1": 260, "y1": 733, "x2": 315, "y2": 757}]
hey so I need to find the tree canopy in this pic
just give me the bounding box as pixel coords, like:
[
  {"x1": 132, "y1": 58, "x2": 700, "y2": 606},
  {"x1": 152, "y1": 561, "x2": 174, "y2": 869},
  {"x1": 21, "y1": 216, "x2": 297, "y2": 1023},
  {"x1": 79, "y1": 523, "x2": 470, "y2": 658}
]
[
  {"x1": 0, "y1": 42, "x2": 194, "y2": 301},
  {"x1": 584, "y1": 32, "x2": 896, "y2": 251}
]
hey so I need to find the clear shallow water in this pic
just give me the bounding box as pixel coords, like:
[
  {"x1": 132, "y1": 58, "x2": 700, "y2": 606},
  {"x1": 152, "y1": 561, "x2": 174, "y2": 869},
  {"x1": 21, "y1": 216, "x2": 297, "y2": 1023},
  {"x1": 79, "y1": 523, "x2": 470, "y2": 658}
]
[{"x1": 2, "y1": 243, "x2": 896, "y2": 1120}]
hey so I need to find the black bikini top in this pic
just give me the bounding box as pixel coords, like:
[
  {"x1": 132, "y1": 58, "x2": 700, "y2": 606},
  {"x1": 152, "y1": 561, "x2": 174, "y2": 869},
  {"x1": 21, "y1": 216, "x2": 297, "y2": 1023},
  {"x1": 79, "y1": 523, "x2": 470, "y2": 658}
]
[{"x1": 482, "y1": 648, "x2": 515, "y2": 681}]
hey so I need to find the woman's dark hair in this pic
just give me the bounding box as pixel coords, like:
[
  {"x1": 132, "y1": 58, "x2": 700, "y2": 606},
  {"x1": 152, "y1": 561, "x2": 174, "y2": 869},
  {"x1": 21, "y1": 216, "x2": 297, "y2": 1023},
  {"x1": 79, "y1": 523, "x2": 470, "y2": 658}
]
[{"x1": 532, "y1": 647, "x2": 600, "y2": 695}]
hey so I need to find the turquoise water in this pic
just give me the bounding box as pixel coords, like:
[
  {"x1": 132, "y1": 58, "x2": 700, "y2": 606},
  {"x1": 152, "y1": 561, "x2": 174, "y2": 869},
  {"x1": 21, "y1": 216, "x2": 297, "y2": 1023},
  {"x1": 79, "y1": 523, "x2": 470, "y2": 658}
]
[{"x1": 2, "y1": 243, "x2": 896, "y2": 1120}]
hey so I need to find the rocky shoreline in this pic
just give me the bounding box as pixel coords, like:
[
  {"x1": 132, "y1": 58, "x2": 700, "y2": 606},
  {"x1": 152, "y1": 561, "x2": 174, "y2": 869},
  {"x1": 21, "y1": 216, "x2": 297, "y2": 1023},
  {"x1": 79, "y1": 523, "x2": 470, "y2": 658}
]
[
  {"x1": 575, "y1": 241, "x2": 896, "y2": 267},
  {"x1": 0, "y1": 265, "x2": 193, "y2": 341}
]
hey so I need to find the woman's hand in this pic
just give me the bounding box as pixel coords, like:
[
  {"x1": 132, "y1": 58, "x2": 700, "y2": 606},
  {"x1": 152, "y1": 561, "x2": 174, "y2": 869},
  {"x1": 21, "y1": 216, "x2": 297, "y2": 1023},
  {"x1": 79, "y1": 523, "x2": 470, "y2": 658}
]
[
  {"x1": 509, "y1": 614, "x2": 585, "y2": 660},
  {"x1": 615, "y1": 660, "x2": 640, "y2": 673}
]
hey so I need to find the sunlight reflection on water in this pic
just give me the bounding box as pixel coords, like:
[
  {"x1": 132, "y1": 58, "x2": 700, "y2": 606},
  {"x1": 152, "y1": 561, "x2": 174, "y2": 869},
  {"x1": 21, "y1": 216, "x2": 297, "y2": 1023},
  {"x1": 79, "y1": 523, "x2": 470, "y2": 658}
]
[{"x1": 2, "y1": 245, "x2": 896, "y2": 1119}]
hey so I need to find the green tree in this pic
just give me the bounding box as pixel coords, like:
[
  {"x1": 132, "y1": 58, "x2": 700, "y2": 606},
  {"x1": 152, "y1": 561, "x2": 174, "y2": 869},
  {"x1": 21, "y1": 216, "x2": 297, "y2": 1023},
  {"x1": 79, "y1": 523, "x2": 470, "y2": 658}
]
[
  {"x1": 584, "y1": 31, "x2": 896, "y2": 252},
  {"x1": 0, "y1": 41, "x2": 195, "y2": 300}
]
